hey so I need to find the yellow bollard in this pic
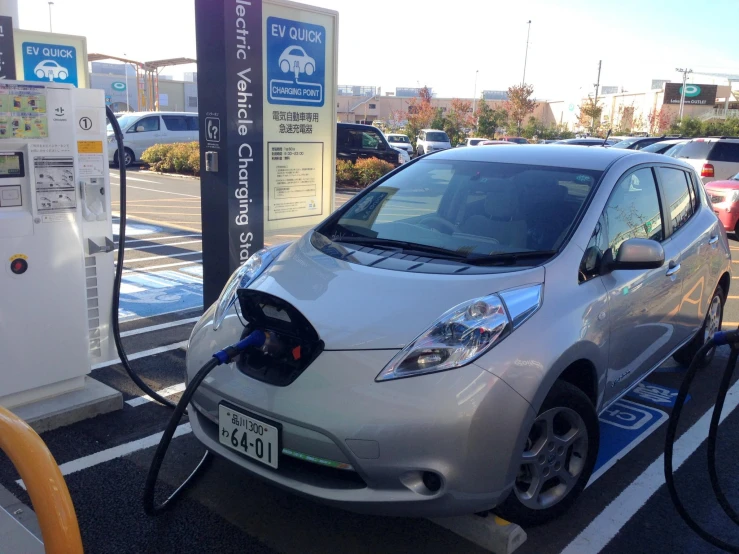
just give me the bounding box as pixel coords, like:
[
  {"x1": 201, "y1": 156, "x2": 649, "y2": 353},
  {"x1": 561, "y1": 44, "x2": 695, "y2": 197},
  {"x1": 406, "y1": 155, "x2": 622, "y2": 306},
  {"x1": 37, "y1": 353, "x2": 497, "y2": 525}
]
[{"x1": 0, "y1": 405, "x2": 83, "y2": 554}]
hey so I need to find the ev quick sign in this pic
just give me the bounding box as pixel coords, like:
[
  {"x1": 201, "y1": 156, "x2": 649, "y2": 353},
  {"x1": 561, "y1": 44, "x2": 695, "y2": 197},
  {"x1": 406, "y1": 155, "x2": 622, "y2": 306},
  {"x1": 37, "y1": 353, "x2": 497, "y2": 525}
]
[
  {"x1": 267, "y1": 17, "x2": 325, "y2": 106},
  {"x1": 22, "y1": 42, "x2": 78, "y2": 87}
]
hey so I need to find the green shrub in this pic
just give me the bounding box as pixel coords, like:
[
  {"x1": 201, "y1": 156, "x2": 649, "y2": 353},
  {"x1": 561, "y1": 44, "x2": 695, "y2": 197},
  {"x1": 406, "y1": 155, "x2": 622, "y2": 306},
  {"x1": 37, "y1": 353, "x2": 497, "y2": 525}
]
[
  {"x1": 336, "y1": 159, "x2": 357, "y2": 185},
  {"x1": 141, "y1": 142, "x2": 200, "y2": 175},
  {"x1": 354, "y1": 157, "x2": 394, "y2": 187}
]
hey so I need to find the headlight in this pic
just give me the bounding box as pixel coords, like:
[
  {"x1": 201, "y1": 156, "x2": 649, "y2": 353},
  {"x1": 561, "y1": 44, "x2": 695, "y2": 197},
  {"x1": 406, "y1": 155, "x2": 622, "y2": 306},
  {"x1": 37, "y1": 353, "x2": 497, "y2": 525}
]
[
  {"x1": 730, "y1": 190, "x2": 739, "y2": 203},
  {"x1": 376, "y1": 284, "x2": 543, "y2": 381},
  {"x1": 212, "y1": 242, "x2": 291, "y2": 330}
]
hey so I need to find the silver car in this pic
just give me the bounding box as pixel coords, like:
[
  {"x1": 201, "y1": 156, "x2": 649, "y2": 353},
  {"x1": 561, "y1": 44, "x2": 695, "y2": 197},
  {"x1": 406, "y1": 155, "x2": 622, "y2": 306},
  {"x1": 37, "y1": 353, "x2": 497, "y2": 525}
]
[{"x1": 186, "y1": 145, "x2": 731, "y2": 525}]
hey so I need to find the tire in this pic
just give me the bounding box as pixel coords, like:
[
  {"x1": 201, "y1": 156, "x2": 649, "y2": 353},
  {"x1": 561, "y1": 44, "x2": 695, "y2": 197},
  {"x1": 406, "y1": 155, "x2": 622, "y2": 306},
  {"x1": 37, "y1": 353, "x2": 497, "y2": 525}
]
[
  {"x1": 673, "y1": 284, "x2": 725, "y2": 368},
  {"x1": 495, "y1": 381, "x2": 599, "y2": 526},
  {"x1": 115, "y1": 149, "x2": 134, "y2": 168}
]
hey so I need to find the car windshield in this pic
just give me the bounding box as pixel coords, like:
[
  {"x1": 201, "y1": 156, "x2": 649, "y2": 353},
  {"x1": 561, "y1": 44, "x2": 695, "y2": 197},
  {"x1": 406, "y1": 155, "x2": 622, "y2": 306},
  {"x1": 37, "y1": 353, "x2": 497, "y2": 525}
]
[
  {"x1": 108, "y1": 114, "x2": 138, "y2": 132},
  {"x1": 610, "y1": 137, "x2": 640, "y2": 149},
  {"x1": 389, "y1": 135, "x2": 409, "y2": 143},
  {"x1": 426, "y1": 132, "x2": 449, "y2": 142},
  {"x1": 641, "y1": 141, "x2": 672, "y2": 153},
  {"x1": 663, "y1": 142, "x2": 687, "y2": 157},
  {"x1": 319, "y1": 159, "x2": 602, "y2": 263},
  {"x1": 507, "y1": 138, "x2": 529, "y2": 144}
]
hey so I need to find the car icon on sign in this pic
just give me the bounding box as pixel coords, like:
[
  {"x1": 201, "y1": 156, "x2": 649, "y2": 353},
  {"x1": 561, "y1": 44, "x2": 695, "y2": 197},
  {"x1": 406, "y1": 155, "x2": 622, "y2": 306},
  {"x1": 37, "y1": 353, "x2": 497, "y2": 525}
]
[
  {"x1": 34, "y1": 60, "x2": 68, "y2": 81},
  {"x1": 278, "y1": 46, "x2": 315, "y2": 76}
]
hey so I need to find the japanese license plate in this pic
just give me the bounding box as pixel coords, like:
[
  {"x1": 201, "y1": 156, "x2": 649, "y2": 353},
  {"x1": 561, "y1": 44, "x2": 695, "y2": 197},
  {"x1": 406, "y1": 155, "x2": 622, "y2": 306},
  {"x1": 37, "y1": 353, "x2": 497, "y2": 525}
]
[{"x1": 218, "y1": 404, "x2": 280, "y2": 469}]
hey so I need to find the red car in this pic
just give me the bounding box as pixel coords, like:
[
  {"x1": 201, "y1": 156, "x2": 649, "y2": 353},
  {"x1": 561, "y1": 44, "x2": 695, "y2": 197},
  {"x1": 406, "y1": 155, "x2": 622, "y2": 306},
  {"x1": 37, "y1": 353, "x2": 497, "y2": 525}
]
[{"x1": 705, "y1": 172, "x2": 739, "y2": 234}]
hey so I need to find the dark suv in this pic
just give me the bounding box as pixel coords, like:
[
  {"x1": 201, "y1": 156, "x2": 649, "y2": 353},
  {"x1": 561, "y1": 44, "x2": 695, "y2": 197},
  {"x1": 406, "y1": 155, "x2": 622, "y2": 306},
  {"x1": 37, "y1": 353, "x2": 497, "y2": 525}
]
[
  {"x1": 610, "y1": 136, "x2": 680, "y2": 150},
  {"x1": 337, "y1": 123, "x2": 402, "y2": 167}
]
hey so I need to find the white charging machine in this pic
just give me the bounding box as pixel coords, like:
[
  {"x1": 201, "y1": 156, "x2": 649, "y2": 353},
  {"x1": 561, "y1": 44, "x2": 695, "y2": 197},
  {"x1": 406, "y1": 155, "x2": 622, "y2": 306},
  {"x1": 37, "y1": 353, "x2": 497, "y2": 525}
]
[{"x1": 0, "y1": 81, "x2": 116, "y2": 409}]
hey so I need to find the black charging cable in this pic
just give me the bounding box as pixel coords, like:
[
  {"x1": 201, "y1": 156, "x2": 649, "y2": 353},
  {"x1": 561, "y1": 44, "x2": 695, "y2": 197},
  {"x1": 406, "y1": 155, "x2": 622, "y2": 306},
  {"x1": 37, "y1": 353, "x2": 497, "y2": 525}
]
[
  {"x1": 143, "y1": 330, "x2": 266, "y2": 515},
  {"x1": 665, "y1": 329, "x2": 739, "y2": 553},
  {"x1": 106, "y1": 106, "x2": 176, "y2": 409}
]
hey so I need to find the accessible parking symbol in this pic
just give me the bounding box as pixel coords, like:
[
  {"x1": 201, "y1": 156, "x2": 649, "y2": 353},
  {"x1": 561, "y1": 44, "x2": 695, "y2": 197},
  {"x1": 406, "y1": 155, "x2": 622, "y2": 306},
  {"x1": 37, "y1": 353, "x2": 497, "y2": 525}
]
[{"x1": 266, "y1": 16, "x2": 325, "y2": 107}]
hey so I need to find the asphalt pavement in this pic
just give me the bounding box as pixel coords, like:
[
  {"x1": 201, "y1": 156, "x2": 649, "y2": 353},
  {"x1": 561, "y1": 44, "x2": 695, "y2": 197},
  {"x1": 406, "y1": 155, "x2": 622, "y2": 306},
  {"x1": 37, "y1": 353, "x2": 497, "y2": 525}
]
[{"x1": 3, "y1": 169, "x2": 739, "y2": 553}]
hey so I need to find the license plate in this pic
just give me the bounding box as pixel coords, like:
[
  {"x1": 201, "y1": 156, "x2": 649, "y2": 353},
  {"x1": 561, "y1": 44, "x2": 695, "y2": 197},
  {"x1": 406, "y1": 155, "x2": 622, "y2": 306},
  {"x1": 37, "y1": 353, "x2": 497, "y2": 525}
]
[{"x1": 218, "y1": 404, "x2": 280, "y2": 469}]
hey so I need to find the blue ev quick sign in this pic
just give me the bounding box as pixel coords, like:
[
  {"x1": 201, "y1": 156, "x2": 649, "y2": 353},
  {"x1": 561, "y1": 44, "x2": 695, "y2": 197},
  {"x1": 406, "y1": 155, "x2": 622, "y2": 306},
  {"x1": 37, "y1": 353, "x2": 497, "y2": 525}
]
[
  {"x1": 22, "y1": 42, "x2": 78, "y2": 87},
  {"x1": 266, "y1": 17, "x2": 325, "y2": 107}
]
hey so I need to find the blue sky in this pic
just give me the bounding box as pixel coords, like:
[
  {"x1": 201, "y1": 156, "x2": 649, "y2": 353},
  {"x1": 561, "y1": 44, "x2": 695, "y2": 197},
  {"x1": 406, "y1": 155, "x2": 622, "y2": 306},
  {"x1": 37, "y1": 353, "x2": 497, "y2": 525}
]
[{"x1": 18, "y1": 0, "x2": 739, "y2": 101}]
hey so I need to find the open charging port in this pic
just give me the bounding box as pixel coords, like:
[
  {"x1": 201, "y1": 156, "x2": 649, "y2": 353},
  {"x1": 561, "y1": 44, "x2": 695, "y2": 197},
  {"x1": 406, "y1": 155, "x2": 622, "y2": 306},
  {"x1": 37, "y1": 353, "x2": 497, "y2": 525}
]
[{"x1": 235, "y1": 289, "x2": 325, "y2": 386}]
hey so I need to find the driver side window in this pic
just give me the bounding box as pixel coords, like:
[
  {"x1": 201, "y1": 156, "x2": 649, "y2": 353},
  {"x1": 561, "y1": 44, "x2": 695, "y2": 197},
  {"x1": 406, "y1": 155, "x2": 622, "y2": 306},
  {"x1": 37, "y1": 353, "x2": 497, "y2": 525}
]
[
  {"x1": 579, "y1": 167, "x2": 663, "y2": 282},
  {"x1": 128, "y1": 116, "x2": 160, "y2": 133}
]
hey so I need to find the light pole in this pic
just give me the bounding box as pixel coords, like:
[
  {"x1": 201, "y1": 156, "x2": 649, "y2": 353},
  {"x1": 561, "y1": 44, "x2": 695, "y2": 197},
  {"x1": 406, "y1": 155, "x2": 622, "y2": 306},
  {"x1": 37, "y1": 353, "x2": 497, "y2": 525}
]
[
  {"x1": 124, "y1": 53, "x2": 130, "y2": 112},
  {"x1": 472, "y1": 69, "x2": 479, "y2": 126},
  {"x1": 47, "y1": 1, "x2": 53, "y2": 33},
  {"x1": 675, "y1": 67, "x2": 693, "y2": 122},
  {"x1": 522, "y1": 20, "x2": 532, "y2": 86}
]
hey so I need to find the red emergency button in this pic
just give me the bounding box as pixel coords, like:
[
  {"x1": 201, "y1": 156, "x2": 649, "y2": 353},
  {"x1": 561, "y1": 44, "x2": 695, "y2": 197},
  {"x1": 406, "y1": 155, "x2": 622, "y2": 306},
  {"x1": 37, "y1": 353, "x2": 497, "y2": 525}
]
[{"x1": 10, "y1": 258, "x2": 27, "y2": 275}]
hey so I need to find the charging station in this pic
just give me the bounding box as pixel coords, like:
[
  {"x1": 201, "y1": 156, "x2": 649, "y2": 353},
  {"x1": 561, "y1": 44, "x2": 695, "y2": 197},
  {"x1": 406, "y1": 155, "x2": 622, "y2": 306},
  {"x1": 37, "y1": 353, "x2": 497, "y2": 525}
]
[{"x1": 0, "y1": 79, "x2": 120, "y2": 425}]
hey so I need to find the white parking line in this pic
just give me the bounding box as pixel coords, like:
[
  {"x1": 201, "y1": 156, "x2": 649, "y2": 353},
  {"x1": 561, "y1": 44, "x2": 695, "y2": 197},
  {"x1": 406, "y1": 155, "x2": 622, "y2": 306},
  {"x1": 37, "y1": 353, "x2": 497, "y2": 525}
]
[
  {"x1": 120, "y1": 317, "x2": 200, "y2": 338},
  {"x1": 119, "y1": 239, "x2": 202, "y2": 251},
  {"x1": 110, "y1": 182, "x2": 199, "y2": 198},
  {"x1": 126, "y1": 251, "x2": 202, "y2": 263},
  {"x1": 92, "y1": 341, "x2": 188, "y2": 370},
  {"x1": 16, "y1": 424, "x2": 192, "y2": 490},
  {"x1": 122, "y1": 260, "x2": 202, "y2": 272},
  {"x1": 126, "y1": 382, "x2": 187, "y2": 407},
  {"x1": 561, "y1": 377, "x2": 739, "y2": 554}
]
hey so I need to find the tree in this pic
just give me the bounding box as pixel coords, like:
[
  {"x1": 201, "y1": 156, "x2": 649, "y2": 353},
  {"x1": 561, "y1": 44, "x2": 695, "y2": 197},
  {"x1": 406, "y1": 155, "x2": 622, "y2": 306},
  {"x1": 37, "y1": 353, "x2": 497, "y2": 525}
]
[
  {"x1": 404, "y1": 85, "x2": 435, "y2": 148},
  {"x1": 443, "y1": 99, "x2": 475, "y2": 145},
  {"x1": 475, "y1": 99, "x2": 509, "y2": 138},
  {"x1": 577, "y1": 97, "x2": 603, "y2": 134},
  {"x1": 504, "y1": 84, "x2": 538, "y2": 135},
  {"x1": 647, "y1": 107, "x2": 674, "y2": 135},
  {"x1": 430, "y1": 107, "x2": 446, "y2": 131}
]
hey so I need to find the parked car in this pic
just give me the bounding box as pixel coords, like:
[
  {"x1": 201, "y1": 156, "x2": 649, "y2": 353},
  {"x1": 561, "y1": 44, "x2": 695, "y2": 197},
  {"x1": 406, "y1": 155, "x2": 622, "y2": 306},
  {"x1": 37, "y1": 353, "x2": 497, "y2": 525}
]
[
  {"x1": 186, "y1": 145, "x2": 730, "y2": 526},
  {"x1": 499, "y1": 136, "x2": 530, "y2": 144},
  {"x1": 337, "y1": 123, "x2": 403, "y2": 167},
  {"x1": 676, "y1": 137, "x2": 739, "y2": 184},
  {"x1": 663, "y1": 141, "x2": 689, "y2": 158},
  {"x1": 465, "y1": 137, "x2": 489, "y2": 146},
  {"x1": 107, "y1": 112, "x2": 199, "y2": 167},
  {"x1": 609, "y1": 136, "x2": 678, "y2": 150},
  {"x1": 416, "y1": 129, "x2": 452, "y2": 156},
  {"x1": 385, "y1": 133, "x2": 414, "y2": 156},
  {"x1": 478, "y1": 140, "x2": 517, "y2": 146},
  {"x1": 705, "y1": 171, "x2": 739, "y2": 234},
  {"x1": 553, "y1": 138, "x2": 609, "y2": 147},
  {"x1": 640, "y1": 139, "x2": 688, "y2": 155},
  {"x1": 394, "y1": 147, "x2": 411, "y2": 164}
]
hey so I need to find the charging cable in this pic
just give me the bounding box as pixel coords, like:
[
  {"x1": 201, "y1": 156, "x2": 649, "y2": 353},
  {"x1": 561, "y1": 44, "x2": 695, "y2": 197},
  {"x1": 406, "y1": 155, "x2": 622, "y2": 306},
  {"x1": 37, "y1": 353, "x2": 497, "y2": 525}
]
[
  {"x1": 665, "y1": 329, "x2": 739, "y2": 553},
  {"x1": 106, "y1": 106, "x2": 177, "y2": 409},
  {"x1": 143, "y1": 330, "x2": 266, "y2": 515}
]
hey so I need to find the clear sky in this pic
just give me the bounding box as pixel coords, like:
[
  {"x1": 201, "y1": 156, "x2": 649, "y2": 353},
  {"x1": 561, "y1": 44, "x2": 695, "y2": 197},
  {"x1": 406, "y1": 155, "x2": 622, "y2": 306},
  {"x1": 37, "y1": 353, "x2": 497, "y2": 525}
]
[{"x1": 18, "y1": 0, "x2": 739, "y2": 102}]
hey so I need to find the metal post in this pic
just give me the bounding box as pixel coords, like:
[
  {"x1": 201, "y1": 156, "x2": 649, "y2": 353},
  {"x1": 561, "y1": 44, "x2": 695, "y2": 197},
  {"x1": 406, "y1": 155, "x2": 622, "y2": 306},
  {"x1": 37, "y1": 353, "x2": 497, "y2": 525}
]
[
  {"x1": 676, "y1": 67, "x2": 693, "y2": 122},
  {"x1": 593, "y1": 60, "x2": 601, "y2": 133},
  {"x1": 47, "y1": 1, "x2": 53, "y2": 32},
  {"x1": 522, "y1": 20, "x2": 531, "y2": 86},
  {"x1": 473, "y1": 69, "x2": 478, "y2": 121}
]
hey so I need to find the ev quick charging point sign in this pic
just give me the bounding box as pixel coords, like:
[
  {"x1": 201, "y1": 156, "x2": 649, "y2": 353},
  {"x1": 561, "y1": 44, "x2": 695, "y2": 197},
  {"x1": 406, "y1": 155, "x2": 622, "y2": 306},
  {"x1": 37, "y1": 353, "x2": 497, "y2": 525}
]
[
  {"x1": 22, "y1": 42, "x2": 78, "y2": 87},
  {"x1": 267, "y1": 17, "x2": 325, "y2": 107}
]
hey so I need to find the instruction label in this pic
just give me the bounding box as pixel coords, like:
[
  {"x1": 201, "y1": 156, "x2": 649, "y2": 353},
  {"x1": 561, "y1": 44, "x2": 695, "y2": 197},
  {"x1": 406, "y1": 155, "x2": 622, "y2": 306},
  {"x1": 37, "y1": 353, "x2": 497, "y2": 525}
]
[
  {"x1": 34, "y1": 156, "x2": 76, "y2": 213},
  {"x1": 0, "y1": 83, "x2": 48, "y2": 139},
  {"x1": 267, "y1": 142, "x2": 323, "y2": 221}
]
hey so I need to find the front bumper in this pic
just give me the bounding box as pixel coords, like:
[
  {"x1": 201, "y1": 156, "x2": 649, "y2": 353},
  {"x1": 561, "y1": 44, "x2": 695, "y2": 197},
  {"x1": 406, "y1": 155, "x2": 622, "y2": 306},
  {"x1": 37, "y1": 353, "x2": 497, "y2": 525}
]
[
  {"x1": 188, "y1": 334, "x2": 535, "y2": 517},
  {"x1": 710, "y1": 200, "x2": 739, "y2": 233}
]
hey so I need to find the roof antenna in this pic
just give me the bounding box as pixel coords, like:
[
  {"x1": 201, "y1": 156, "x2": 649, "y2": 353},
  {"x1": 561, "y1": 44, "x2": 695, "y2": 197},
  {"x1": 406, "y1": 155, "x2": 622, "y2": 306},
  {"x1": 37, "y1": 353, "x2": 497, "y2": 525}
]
[{"x1": 602, "y1": 129, "x2": 612, "y2": 147}]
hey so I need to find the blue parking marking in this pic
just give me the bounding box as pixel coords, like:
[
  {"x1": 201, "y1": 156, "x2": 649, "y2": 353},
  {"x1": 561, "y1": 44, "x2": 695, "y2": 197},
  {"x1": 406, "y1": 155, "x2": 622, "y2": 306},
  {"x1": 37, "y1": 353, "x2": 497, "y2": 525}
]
[
  {"x1": 626, "y1": 381, "x2": 688, "y2": 408},
  {"x1": 119, "y1": 268, "x2": 203, "y2": 321},
  {"x1": 587, "y1": 399, "x2": 668, "y2": 486}
]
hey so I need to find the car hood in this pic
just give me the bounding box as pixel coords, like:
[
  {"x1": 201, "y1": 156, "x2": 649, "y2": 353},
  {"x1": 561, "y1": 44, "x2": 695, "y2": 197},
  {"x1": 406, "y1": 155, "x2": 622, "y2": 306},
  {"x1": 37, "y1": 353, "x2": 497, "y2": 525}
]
[
  {"x1": 247, "y1": 234, "x2": 545, "y2": 350},
  {"x1": 705, "y1": 180, "x2": 739, "y2": 191}
]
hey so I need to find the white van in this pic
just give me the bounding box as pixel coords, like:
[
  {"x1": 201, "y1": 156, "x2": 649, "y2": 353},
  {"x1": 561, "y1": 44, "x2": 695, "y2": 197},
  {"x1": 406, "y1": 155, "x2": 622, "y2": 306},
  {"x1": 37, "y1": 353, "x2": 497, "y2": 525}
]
[{"x1": 107, "y1": 112, "x2": 199, "y2": 167}]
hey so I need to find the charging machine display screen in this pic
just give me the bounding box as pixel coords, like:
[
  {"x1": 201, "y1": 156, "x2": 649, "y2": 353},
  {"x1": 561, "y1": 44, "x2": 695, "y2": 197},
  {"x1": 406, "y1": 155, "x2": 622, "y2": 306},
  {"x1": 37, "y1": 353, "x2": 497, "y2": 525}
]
[{"x1": 0, "y1": 153, "x2": 23, "y2": 177}]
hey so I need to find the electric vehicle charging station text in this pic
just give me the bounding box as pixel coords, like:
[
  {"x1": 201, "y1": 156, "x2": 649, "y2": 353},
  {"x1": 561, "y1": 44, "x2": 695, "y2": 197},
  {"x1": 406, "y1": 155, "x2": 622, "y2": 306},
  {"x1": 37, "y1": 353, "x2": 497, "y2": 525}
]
[
  {"x1": 195, "y1": 0, "x2": 337, "y2": 307},
  {"x1": 0, "y1": 80, "x2": 116, "y2": 410}
]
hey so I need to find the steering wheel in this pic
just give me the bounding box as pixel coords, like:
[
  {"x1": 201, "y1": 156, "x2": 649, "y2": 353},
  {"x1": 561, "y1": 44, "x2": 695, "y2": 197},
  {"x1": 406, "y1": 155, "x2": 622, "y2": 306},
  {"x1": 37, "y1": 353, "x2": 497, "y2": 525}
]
[{"x1": 417, "y1": 215, "x2": 456, "y2": 234}]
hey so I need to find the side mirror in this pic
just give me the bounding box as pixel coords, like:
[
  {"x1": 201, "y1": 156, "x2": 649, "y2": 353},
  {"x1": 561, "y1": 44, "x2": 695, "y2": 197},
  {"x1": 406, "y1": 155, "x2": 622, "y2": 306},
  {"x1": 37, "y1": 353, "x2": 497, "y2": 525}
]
[
  {"x1": 136, "y1": 125, "x2": 145, "y2": 132},
  {"x1": 609, "y1": 238, "x2": 665, "y2": 271}
]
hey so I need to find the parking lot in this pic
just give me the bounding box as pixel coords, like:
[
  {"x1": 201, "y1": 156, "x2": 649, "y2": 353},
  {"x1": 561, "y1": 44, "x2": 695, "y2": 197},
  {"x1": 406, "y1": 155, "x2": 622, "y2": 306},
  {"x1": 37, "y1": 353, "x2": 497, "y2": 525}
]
[{"x1": 3, "y1": 168, "x2": 739, "y2": 553}]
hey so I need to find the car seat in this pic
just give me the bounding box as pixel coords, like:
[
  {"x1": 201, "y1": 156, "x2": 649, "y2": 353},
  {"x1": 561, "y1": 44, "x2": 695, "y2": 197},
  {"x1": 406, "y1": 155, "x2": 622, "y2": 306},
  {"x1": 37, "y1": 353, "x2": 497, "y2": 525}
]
[{"x1": 458, "y1": 186, "x2": 528, "y2": 248}]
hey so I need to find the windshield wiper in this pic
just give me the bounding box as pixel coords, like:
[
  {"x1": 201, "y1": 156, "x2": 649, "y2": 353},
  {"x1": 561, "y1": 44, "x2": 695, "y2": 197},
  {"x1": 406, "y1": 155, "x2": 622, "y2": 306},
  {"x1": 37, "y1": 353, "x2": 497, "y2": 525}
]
[
  {"x1": 465, "y1": 250, "x2": 557, "y2": 265},
  {"x1": 333, "y1": 236, "x2": 470, "y2": 261}
]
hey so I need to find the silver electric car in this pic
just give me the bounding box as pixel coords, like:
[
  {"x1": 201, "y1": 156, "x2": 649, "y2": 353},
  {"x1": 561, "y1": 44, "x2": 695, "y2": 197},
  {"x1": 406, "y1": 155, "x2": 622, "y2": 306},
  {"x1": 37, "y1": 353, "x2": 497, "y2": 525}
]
[{"x1": 186, "y1": 145, "x2": 731, "y2": 525}]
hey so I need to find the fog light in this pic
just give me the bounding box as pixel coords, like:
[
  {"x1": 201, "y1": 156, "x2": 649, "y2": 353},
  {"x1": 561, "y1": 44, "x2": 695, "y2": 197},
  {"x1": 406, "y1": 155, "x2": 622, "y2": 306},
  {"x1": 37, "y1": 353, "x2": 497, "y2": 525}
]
[{"x1": 422, "y1": 471, "x2": 442, "y2": 493}]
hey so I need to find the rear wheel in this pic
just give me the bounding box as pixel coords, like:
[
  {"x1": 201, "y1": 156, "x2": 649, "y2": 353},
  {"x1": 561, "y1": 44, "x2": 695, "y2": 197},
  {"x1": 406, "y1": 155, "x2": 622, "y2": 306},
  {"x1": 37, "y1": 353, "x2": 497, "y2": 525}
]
[
  {"x1": 673, "y1": 284, "x2": 725, "y2": 368},
  {"x1": 495, "y1": 381, "x2": 599, "y2": 526},
  {"x1": 114, "y1": 148, "x2": 134, "y2": 168}
]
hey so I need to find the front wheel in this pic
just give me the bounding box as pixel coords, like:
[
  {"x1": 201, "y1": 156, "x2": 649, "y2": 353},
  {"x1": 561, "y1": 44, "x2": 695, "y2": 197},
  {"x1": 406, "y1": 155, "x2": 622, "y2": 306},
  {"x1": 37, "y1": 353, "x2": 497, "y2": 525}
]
[
  {"x1": 495, "y1": 381, "x2": 599, "y2": 526},
  {"x1": 673, "y1": 284, "x2": 725, "y2": 368}
]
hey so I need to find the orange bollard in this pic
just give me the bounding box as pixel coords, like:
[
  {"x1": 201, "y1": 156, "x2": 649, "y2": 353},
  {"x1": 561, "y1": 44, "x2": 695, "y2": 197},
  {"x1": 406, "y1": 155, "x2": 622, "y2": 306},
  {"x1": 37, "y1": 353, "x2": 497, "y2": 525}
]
[{"x1": 0, "y1": 405, "x2": 83, "y2": 554}]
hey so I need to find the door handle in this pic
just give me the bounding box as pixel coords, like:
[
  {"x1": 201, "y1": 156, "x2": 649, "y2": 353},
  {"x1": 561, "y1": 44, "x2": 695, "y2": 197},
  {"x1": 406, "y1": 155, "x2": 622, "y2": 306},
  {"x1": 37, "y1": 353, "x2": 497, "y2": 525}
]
[
  {"x1": 709, "y1": 235, "x2": 719, "y2": 246},
  {"x1": 666, "y1": 262, "x2": 681, "y2": 277}
]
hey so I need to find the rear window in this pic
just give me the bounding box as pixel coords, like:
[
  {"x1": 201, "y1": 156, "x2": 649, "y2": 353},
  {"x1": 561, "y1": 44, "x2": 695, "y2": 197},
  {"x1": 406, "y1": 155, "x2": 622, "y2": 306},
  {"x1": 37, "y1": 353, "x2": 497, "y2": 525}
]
[
  {"x1": 678, "y1": 141, "x2": 714, "y2": 160},
  {"x1": 709, "y1": 142, "x2": 739, "y2": 162},
  {"x1": 426, "y1": 131, "x2": 449, "y2": 142},
  {"x1": 388, "y1": 135, "x2": 409, "y2": 143}
]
